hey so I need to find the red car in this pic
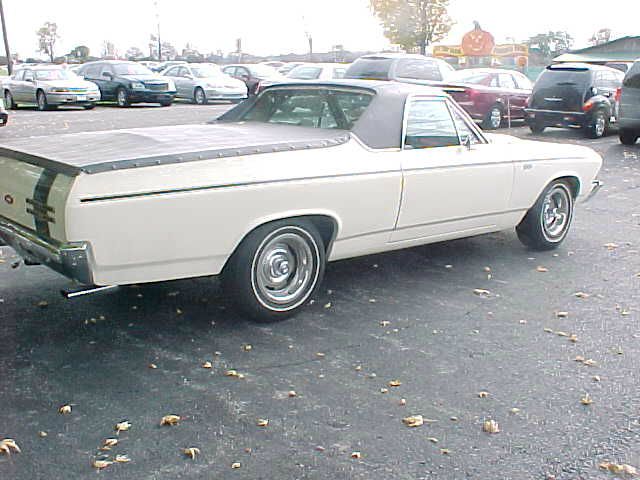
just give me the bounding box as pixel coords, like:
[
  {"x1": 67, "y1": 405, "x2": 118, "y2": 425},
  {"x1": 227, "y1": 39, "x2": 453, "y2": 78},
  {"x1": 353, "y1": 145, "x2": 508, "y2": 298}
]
[{"x1": 439, "y1": 68, "x2": 533, "y2": 129}]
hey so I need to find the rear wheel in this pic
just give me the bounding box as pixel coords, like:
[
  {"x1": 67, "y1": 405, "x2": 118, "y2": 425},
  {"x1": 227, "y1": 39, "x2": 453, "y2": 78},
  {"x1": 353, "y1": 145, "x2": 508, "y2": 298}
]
[
  {"x1": 516, "y1": 180, "x2": 574, "y2": 251},
  {"x1": 529, "y1": 123, "x2": 546, "y2": 134},
  {"x1": 586, "y1": 109, "x2": 607, "y2": 139},
  {"x1": 4, "y1": 90, "x2": 16, "y2": 109},
  {"x1": 222, "y1": 219, "x2": 326, "y2": 322},
  {"x1": 619, "y1": 129, "x2": 639, "y2": 145},
  {"x1": 194, "y1": 87, "x2": 207, "y2": 105},
  {"x1": 116, "y1": 88, "x2": 130, "y2": 107},
  {"x1": 160, "y1": 100, "x2": 172, "y2": 107},
  {"x1": 482, "y1": 105, "x2": 503, "y2": 130},
  {"x1": 83, "y1": 104, "x2": 95, "y2": 110}
]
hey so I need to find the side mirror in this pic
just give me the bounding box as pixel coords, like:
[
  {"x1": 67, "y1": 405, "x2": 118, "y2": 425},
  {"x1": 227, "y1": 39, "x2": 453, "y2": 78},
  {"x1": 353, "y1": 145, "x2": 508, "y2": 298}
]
[
  {"x1": 185, "y1": 74, "x2": 194, "y2": 80},
  {"x1": 102, "y1": 71, "x2": 113, "y2": 79},
  {"x1": 25, "y1": 77, "x2": 34, "y2": 83}
]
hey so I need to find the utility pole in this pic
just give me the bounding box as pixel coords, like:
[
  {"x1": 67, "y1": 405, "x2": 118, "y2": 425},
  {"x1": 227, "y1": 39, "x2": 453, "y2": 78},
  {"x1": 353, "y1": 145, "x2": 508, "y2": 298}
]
[{"x1": 0, "y1": 0, "x2": 12, "y2": 75}]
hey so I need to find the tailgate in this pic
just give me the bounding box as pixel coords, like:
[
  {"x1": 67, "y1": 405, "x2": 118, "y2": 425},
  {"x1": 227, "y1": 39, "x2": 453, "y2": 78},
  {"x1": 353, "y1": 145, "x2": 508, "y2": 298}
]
[{"x1": 0, "y1": 155, "x2": 75, "y2": 244}]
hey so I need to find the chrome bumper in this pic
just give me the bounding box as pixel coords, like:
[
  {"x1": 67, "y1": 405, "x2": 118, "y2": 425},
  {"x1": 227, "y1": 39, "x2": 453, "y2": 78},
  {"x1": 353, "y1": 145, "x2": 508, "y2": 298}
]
[
  {"x1": 0, "y1": 217, "x2": 93, "y2": 284},
  {"x1": 585, "y1": 180, "x2": 603, "y2": 202}
]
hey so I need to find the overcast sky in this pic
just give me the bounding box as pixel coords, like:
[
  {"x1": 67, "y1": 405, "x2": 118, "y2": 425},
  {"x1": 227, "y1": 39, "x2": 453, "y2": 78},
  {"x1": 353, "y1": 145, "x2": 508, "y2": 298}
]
[{"x1": 4, "y1": 0, "x2": 638, "y2": 59}]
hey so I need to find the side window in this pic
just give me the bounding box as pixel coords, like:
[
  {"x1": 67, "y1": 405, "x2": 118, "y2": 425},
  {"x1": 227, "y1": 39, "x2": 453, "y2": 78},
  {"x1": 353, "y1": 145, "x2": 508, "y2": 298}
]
[
  {"x1": 99, "y1": 65, "x2": 114, "y2": 77},
  {"x1": 513, "y1": 73, "x2": 533, "y2": 90},
  {"x1": 12, "y1": 70, "x2": 24, "y2": 81},
  {"x1": 165, "y1": 67, "x2": 179, "y2": 76},
  {"x1": 237, "y1": 67, "x2": 250, "y2": 78},
  {"x1": 23, "y1": 70, "x2": 34, "y2": 81},
  {"x1": 223, "y1": 66, "x2": 235, "y2": 76},
  {"x1": 84, "y1": 65, "x2": 100, "y2": 78},
  {"x1": 594, "y1": 71, "x2": 608, "y2": 89},
  {"x1": 449, "y1": 104, "x2": 481, "y2": 145},
  {"x1": 333, "y1": 68, "x2": 346, "y2": 79},
  {"x1": 498, "y1": 73, "x2": 517, "y2": 90},
  {"x1": 489, "y1": 75, "x2": 499, "y2": 87},
  {"x1": 404, "y1": 99, "x2": 460, "y2": 149},
  {"x1": 623, "y1": 63, "x2": 640, "y2": 89},
  {"x1": 177, "y1": 67, "x2": 189, "y2": 77}
]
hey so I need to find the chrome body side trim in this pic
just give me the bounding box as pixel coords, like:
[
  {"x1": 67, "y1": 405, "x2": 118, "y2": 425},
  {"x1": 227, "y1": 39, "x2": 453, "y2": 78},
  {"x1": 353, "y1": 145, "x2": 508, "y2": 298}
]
[{"x1": 0, "y1": 216, "x2": 94, "y2": 284}]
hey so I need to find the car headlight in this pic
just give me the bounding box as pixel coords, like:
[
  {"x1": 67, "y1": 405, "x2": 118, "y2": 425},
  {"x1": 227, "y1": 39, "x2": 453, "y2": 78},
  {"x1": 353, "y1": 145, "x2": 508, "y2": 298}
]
[
  {"x1": 166, "y1": 80, "x2": 176, "y2": 90},
  {"x1": 50, "y1": 88, "x2": 70, "y2": 93},
  {"x1": 131, "y1": 82, "x2": 145, "y2": 90}
]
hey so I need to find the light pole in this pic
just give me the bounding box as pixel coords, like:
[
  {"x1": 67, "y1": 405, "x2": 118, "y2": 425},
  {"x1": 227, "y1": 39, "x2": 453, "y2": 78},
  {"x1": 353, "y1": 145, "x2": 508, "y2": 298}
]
[
  {"x1": 153, "y1": 0, "x2": 161, "y2": 61},
  {"x1": 0, "y1": 0, "x2": 12, "y2": 75}
]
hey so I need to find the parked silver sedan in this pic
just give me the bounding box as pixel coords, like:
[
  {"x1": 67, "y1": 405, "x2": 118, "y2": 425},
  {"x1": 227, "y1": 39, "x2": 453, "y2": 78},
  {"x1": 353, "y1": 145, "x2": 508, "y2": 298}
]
[
  {"x1": 162, "y1": 64, "x2": 247, "y2": 104},
  {"x1": 3, "y1": 66, "x2": 101, "y2": 111}
]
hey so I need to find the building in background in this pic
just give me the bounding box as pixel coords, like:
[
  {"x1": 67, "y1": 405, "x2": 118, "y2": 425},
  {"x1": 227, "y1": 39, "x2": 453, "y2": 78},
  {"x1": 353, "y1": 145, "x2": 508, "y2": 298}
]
[
  {"x1": 553, "y1": 36, "x2": 640, "y2": 67},
  {"x1": 434, "y1": 22, "x2": 528, "y2": 71}
]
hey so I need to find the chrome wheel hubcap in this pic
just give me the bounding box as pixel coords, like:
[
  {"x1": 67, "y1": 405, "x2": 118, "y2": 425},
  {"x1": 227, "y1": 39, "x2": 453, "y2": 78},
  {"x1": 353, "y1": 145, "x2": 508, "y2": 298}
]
[
  {"x1": 595, "y1": 115, "x2": 605, "y2": 137},
  {"x1": 195, "y1": 90, "x2": 205, "y2": 103},
  {"x1": 118, "y1": 91, "x2": 126, "y2": 105},
  {"x1": 252, "y1": 229, "x2": 318, "y2": 310},
  {"x1": 541, "y1": 186, "x2": 571, "y2": 239},
  {"x1": 490, "y1": 108, "x2": 501, "y2": 128}
]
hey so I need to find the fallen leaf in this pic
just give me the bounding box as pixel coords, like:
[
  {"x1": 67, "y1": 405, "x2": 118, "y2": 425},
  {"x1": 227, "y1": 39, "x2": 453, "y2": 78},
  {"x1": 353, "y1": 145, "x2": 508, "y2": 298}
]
[
  {"x1": 92, "y1": 459, "x2": 113, "y2": 470},
  {"x1": 324, "y1": 302, "x2": 331, "y2": 309},
  {"x1": 351, "y1": 451, "x2": 361, "y2": 459},
  {"x1": 148, "y1": 363, "x2": 158, "y2": 369},
  {"x1": 580, "y1": 393, "x2": 593, "y2": 405},
  {"x1": 536, "y1": 266, "x2": 549, "y2": 272},
  {"x1": 583, "y1": 359, "x2": 597, "y2": 367},
  {"x1": 0, "y1": 439, "x2": 21, "y2": 455},
  {"x1": 202, "y1": 361, "x2": 213, "y2": 369},
  {"x1": 599, "y1": 462, "x2": 638, "y2": 476},
  {"x1": 37, "y1": 300, "x2": 48, "y2": 308},
  {"x1": 569, "y1": 334, "x2": 578, "y2": 343},
  {"x1": 354, "y1": 365, "x2": 362, "y2": 371},
  {"x1": 402, "y1": 415, "x2": 424, "y2": 428},
  {"x1": 556, "y1": 311, "x2": 569, "y2": 318},
  {"x1": 315, "y1": 445, "x2": 325, "y2": 452},
  {"x1": 183, "y1": 447, "x2": 200, "y2": 460},
  {"x1": 544, "y1": 327, "x2": 554, "y2": 333},
  {"x1": 388, "y1": 380, "x2": 402, "y2": 387},
  {"x1": 38, "y1": 431, "x2": 47, "y2": 438},
  {"x1": 225, "y1": 369, "x2": 243, "y2": 377},
  {"x1": 510, "y1": 408, "x2": 521, "y2": 414},
  {"x1": 556, "y1": 331, "x2": 569, "y2": 337},
  {"x1": 574, "y1": 292, "x2": 590, "y2": 299},
  {"x1": 115, "y1": 421, "x2": 132, "y2": 433},
  {"x1": 473, "y1": 289, "x2": 491, "y2": 297},
  {"x1": 399, "y1": 398, "x2": 407, "y2": 406},
  {"x1": 58, "y1": 404, "x2": 72, "y2": 415},
  {"x1": 288, "y1": 390, "x2": 297, "y2": 398},
  {"x1": 115, "y1": 454, "x2": 131, "y2": 463},
  {"x1": 380, "y1": 388, "x2": 389, "y2": 394},
  {"x1": 380, "y1": 320, "x2": 391, "y2": 327},
  {"x1": 427, "y1": 437, "x2": 439, "y2": 443},
  {"x1": 231, "y1": 462, "x2": 241, "y2": 469},
  {"x1": 575, "y1": 355, "x2": 586, "y2": 362},
  {"x1": 316, "y1": 352, "x2": 326, "y2": 358},
  {"x1": 440, "y1": 448, "x2": 451, "y2": 455},
  {"x1": 483, "y1": 419, "x2": 500, "y2": 433},
  {"x1": 256, "y1": 419, "x2": 269, "y2": 427},
  {"x1": 242, "y1": 344, "x2": 253, "y2": 351},
  {"x1": 103, "y1": 438, "x2": 118, "y2": 448},
  {"x1": 604, "y1": 243, "x2": 619, "y2": 250},
  {"x1": 160, "y1": 415, "x2": 181, "y2": 426},
  {"x1": 484, "y1": 266, "x2": 491, "y2": 272},
  {"x1": 478, "y1": 391, "x2": 489, "y2": 398}
]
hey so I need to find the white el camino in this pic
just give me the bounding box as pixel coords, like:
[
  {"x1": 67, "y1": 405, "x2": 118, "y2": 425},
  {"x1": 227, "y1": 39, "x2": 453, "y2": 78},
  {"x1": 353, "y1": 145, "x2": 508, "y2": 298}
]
[{"x1": 0, "y1": 81, "x2": 602, "y2": 321}]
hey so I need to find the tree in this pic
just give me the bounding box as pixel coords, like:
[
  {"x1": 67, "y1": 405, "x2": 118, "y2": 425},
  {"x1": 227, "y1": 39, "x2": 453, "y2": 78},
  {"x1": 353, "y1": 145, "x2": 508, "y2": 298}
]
[
  {"x1": 525, "y1": 31, "x2": 574, "y2": 60},
  {"x1": 589, "y1": 28, "x2": 611, "y2": 46},
  {"x1": 370, "y1": 0, "x2": 453, "y2": 55},
  {"x1": 36, "y1": 21, "x2": 59, "y2": 62},
  {"x1": 102, "y1": 40, "x2": 117, "y2": 58},
  {"x1": 126, "y1": 46, "x2": 144, "y2": 60}
]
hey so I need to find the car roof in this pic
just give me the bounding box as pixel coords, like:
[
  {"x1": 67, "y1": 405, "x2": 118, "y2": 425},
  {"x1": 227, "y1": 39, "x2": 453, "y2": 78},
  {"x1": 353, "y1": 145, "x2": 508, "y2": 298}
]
[
  {"x1": 452, "y1": 68, "x2": 522, "y2": 75},
  {"x1": 358, "y1": 53, "x2": 443, "y2": 61},
  {"x1": 262, "y1": 79, "x2": 447, "y2": 96}
]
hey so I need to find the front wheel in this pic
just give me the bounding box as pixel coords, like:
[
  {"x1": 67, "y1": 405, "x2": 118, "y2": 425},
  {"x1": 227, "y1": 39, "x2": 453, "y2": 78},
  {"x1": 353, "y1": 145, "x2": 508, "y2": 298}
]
[
  {"x1": 586, "y1": 110, "x2": 607, "y2": 139},
  {"x1": 516, "y1": 180, "x2": 574, "y2": 250},
  {"x1": 37, "y1": 90, "x2": 52, "y2": 111},
  {"x1": 221, "y1": 219, "x2": 326, "y2": 322},
  {"x1": 482, "y1": 105, "x2": 503, "y2": 130},
  {"x1": 194, "y1": 87, "x2": 207, "y2": 105},
  {"x1": 4, "y1": 90, "x2": 16, "y2": 109},
  {"x1": 159, "y1": 100, "x2": 172, "y2": 107},
  {"x1": 619, "y1": 129, "x2": 639, "y2": 145}
]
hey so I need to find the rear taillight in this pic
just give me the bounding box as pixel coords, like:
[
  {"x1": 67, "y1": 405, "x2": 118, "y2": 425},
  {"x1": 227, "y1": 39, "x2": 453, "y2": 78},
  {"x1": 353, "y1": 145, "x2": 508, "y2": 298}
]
[
  {"x1": 615, "y1": 87, "x2": 622, "y2": 102},
  {"x1": 582, "y1": 99, "x2": 595, "y2": 112},
  {"x1": 467, "y1": 88, "x2": 478, "y2": 100}
]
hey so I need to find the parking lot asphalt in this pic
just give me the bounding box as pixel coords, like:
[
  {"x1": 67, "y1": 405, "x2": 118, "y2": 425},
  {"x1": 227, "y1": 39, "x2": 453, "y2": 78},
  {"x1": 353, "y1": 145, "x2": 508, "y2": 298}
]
[{"x1": 1, "y1": 105, "x2": 639, "y2": 480}]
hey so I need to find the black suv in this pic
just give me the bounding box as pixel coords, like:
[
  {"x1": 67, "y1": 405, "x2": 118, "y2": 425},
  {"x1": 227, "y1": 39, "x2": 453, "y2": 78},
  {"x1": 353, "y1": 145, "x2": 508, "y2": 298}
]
[
  {"x1": 525, "y1": 63, "x2": 624, "y2": 138},
  {"x1": 78, "y1": 61, "x2": 177, "y2": 107},
  {"x1": 618, "y1": 60, "x2": 640, "y2": 145}
]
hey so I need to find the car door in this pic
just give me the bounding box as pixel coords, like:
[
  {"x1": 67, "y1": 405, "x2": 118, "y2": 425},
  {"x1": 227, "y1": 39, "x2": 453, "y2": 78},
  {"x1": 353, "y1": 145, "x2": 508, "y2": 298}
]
[
  {"x1": 99, "y1": 64, "x2": 118, "y2": 99},
  {"x1": 391, "y1": 97, "x2": 514, "y2": 243},
  {"x1": 621, "y1": 63, "x2": 640, "y2": 124},
  {"x1": 83, "y1": 64, "x2": 107, "y2": 99},
  {"x1": 164, "y1": 66, "x2": 184, "y2": 98},
  {"x1": 7, "y1": 69, "x2": 24, "y2": 102},
  {"x1": 18, "y1": 69, "x2": 36, "y2": 103},
  {"x1": 177, "y1": 66, "x2": 195, "y2": 98}
]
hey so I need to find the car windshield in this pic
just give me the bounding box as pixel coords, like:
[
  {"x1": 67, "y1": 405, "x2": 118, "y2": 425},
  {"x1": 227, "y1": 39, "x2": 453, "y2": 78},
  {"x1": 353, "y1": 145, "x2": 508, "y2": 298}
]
[
  {"x1": 448, "y1": 71, "x2": 491, "y2": 84},
  {"x1": 235, "y1": 88, "x2": 374, "y2": 130},
  {"x1": 34, "y1": 69, "x2": 78, "y2": 81},
  {"x1": 191, "y1": 65, "x2": 223, "y2": 78},
  {"x1": 345, "y1": 57, "x2": 394, "y2": 80},
  {"x1": 248, "y1": 64, "x2": 281, "y2": 78},
  {"x1": 287, "y1": 66, "x2": 323, "y2": 80},
  {"x1": 113, "y1": 63, "x2": 154, "y2": 75}
]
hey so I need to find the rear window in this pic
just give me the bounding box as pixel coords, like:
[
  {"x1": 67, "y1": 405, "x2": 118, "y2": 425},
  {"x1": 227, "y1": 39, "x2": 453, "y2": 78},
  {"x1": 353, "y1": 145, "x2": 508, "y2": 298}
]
[
  {"x1": 288, "y1": 66, "x2": 322, "y2": 80},
  {"x1": 535, "y1": 69, "x2": 591, "y2": 91},
  {"x1": 237, "y1": 88, "x2": 374, "y2": 130},
  {"x1": 395, "y1": 59, "x2": 443, "y2": 81},
  {"x1": 623, "y1": 62, "x2": 640, "y2": 89},
  {"x1": 345, "y1": 57, "x2": 394, "y2": 80}
]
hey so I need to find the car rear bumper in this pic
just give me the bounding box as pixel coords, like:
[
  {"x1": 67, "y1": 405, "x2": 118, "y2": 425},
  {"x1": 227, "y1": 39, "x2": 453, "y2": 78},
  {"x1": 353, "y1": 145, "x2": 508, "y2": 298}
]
[
  {"x1": 525, "y1": 109, "x2": 587, "y2": 128},
  {"x1": 204, "y1": 89, "x2": 247, "y2": 100},
  {"x1": 0, "y1": 216, "x2": 93, "y2": 284}
]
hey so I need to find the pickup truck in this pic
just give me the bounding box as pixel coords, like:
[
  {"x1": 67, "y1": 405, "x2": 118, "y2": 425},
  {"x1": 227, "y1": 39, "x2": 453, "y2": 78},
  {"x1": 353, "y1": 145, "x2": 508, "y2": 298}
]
[{"x1": 0, "y1": 80, "x2": 602, "y2": 321}]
